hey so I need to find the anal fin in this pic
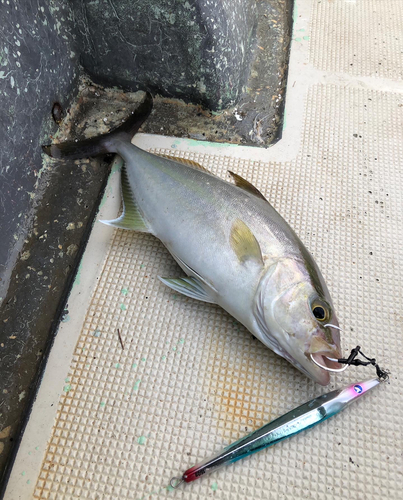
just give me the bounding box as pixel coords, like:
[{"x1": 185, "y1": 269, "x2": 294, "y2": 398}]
[
  {"x1": 158, "y1": 276, "x2": 217, "y2": 304},
  {"x1": 100, "y1": 165, "x2": 150, "y2": 232}
]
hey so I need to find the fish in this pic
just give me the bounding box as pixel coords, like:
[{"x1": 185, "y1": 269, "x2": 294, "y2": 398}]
[{"x1": 43, "y1": 92, "x2": 342, "y2": 385}]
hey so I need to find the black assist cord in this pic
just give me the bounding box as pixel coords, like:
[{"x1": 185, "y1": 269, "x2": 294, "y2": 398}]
[{"x1": 336, "y1": 346, "x2": 389, "y2": 381}]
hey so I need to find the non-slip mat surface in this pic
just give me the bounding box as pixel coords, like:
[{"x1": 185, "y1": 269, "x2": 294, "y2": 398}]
[
  {"x1": 310, "y1": 0, "x2": 403, "y2": 79},
  {"x1": 33, "y1": 83, "x2": 403, "y2": 499}
]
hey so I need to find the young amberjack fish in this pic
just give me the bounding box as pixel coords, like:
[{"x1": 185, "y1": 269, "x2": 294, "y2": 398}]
[{"x1": 43, "y1": 92, "x2": 342, "y2": 385}]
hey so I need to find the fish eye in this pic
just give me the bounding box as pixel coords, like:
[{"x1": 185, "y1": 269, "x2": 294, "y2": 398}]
[{"x1": 311, "y1": 303, "x2": 329, "y2": 321}]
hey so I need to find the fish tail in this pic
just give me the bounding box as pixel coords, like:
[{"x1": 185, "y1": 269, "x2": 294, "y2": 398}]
[{"x1": 42, "y1": 92, "x2": 153, "y2": 159}]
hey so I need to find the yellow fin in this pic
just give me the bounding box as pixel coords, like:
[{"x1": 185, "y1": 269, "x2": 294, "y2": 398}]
[
  {"x1": 100, "y1": 166, "x2": 149, "y2": 232},
  {"x1": 228, "y1": 171, "x2": 267, "y2": 201},
  {"x1": 156, "y1": 154, "x2": 209, "y2": 172},
  {"x1": 230, "y1": 219, "x2": 263, "y2": 265}
]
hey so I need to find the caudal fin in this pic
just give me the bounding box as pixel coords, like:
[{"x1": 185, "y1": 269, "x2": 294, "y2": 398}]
[{"x1": 42, "y1": 92, "x2": 153, "y2": 159}]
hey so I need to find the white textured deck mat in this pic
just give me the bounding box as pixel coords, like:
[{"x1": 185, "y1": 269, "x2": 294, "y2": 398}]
[
  {"x1": 6, "y1": 0, "x2": 403, "y2": 498},
  {"x1": 311, "y1": 0, "x2": 403, "y2": 79},
  {"x1": 31, "y1": 83, "x2": 402, "y2": 500}
]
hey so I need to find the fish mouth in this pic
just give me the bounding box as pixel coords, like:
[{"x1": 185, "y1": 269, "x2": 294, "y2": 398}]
[
  {"x1": 310, "y1": 352, "x2": 343, "y2": 371},
  {"x1": 306, "y1": 333, "x2": 343, "y2": 383}
]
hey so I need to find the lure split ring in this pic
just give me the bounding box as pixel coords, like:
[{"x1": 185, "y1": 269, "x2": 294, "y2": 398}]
[{"x1": 170, "y1": 476, "x2": 184, "y2": 489}]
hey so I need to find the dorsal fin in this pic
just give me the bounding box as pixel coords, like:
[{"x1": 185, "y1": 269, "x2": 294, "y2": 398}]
[
  {"x1": 156, "y1": 154, "x2": 209, "y2": 172},
  {"x1": 230, "y1": 219, "x2": 263, "y2": 266},
  {"x1": 228, "y1": 171, "x2": 267, "y2": 201},
  {"x1": 99, "y1": 165, "x2": 150, "y2": 232}
]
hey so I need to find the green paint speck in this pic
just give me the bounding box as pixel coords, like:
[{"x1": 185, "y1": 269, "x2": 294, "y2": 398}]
[
  {"x1": 63, "y1": 384, "x2": 71, "y2": 393},
  {"x1": 61, "y1": 314, "x2": 70, "y2": 323},
  {"x1": 65, "y1": 378, "x2": 70, "y2": 383},
  {"x1": 161, "y1": 355, "x2": 166, "y2": 360},
  {"x1": 133, "y1": 380, "x2": 141, "y2": 391},
  {"x1": 121, "y1": 287, "x2": 128, "y2": 296},
  {"x1": 179, "y1": 338, "x2": 185, "y2": 344},
  {"x1": 120, "y1": 303, "x2": 127, "y2": 311},
  {"x1": 114, "y1": 363, "x2": 120, "y2": 369},
  {"x1": 132, "y1": 363, "x2": 137, "y2": 369},
  {"x1": 137, "y1": 435, "x2": 147, "y2": 445},
  {"x1": 35, "y1": 446, "x2": 39, "y2": 451},
  {"x1": 73, "y1": 261, "x2": 83, "y2": 287},
  {"x1": 28, "y1": 451, "x2": 31, "y2": 455},
  {"x1": 111, "y1": 157, "x2": 123, "y2": 175},
  {"x1": 303, "y1": 36, "x2": 310, "y2": 41},
  {"x1": 211, "y1": 481, "x2": 218, "y2": 491},
  {"x1": 26, "y1": 480, "x2": 31, "y2": 485},
  {"x1": 166, "y1": 484, "x2": 175, "y2": 492},
  {"x1": 93, "y1": 329, "x2": 101, "y2": 337},
  {"x1": 294, "y1": 37, "x2": 301, "y2": 42},
  {"x1": 21, "y1": 471, "x2": 26, "y2": 476},
  {"x1": 141, "y1": 357, "x2": 146, "y2": 362},
  {"x1": 100, "y1": 401, "x2": 106, "y2": 407},
  {"x1": 292, "y1": 2, "x2": 298, "y2": 22},
  {"x1": 140, "y1": 264, "x2": 145, "y2": 269},
  {"x1": 172, "y1": 347, "x2": 177, "y2": 352}
]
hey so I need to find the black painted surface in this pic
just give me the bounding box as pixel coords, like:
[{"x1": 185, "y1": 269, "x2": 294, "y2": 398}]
[
  {"x1": 72, "y1": 0, "x2": 258, "y2": 110},
  {"x1": 0, "y1": 0, "x2": 79, "y2": 302},
  {"x1": 0, "y1": 154, "x2": 111, "y2": 493}
]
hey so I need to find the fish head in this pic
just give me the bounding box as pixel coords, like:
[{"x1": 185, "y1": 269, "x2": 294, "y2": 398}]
[{"x1": 253, "y1": 260, "x2": 342, "y2": 385}]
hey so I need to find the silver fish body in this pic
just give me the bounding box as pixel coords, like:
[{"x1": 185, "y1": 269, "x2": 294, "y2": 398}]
[
  {"x1": 43, "y1": 94, "x2": 342, "y2": 384},
  {"x1": 106, "y1": 140, "x2": 342, "y2": 384}
]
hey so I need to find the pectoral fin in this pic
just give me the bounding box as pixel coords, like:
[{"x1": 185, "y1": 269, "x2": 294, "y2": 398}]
[
  {"x1": 100, "y1": 166, "x2": 150, "y2": 232},
  {"x1": 158, "y1": 276, "x2": 217, "y2": 304},
  {"x1": 230, "y1": 219, "x2": 263, "y2": 266},
  {"x1": 228, "y1": 171, "x2": 267, "y2": 201}
]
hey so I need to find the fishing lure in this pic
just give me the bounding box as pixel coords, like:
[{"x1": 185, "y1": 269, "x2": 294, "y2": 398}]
[{"x1": 170, "y1": 376, "x2": 386, "y2": 487}]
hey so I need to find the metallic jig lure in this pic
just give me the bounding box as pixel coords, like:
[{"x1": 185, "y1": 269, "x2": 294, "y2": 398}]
[{"x1": 170, "y1": 377, "x2": 384, "y2": 487}]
